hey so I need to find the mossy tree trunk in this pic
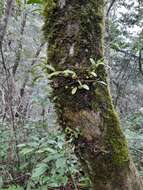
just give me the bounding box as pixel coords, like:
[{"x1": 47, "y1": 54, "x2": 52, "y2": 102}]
[{"x1": 44, "y1": 0, "x2": 143, "y2": 189}]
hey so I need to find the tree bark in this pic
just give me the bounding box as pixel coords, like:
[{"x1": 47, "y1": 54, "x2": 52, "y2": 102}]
[{"x1": 43, "y1": 0, "x2": 143, "y2": 189}]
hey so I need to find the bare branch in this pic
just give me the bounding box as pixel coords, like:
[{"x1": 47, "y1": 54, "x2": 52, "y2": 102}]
[
  {"x1": 139, "y1": 48, "x2": 143, "y2": 75},
  {"x1": 0, "y1": 0, "x2": 13, "y2": 47},
  {"x1": 31, "y1": 42, "x2": 45, "y2": 66},
  {"x1": 12, "y1": 12, "x2": 27, "y2": 76},
  {"x1": 106, "y1": 0, "x2": 117, "y2": 17}
]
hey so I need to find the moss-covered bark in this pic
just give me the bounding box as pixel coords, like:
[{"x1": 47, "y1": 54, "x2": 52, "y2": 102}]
[{"x1": 44, "y1": 0, "x2": 143, "y2": 189}]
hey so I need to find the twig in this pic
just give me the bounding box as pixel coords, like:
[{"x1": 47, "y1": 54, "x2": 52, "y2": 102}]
[
  {"x1": 0, "y1": 0, "x2": 13, "y2": 46},
  {"x1": 139, "y1": 48, "x2": 143, "y2": 75},
  {"x1": 12, "y1": 11, "x2": 28, "y2": 76},
  {"x1": 106, "y1": 0, "x2": 117, "y2": 17},
  {"x1": 31, "y1": 42, "x2": 45, "y2": 66}
]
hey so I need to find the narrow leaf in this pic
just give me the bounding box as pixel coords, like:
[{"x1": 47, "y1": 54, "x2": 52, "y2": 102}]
[
  {"x1": 27, "y1": 0, "x2": 43, "y2": 4},
  {"x1": 98, "y1": 81, "x2": 107, "y2": 86},
  {"x1": 90, "y1": 58, "x2": 96, "y2": 65},
  {"x1": 32, "y1": 163, "x2": 48, "y2": 178},
  {"x1": 90, "y1": 71, "x2": 97, "y2": 77},
  {"x1": 81, "y1": 84, "x2": 90, "y2": 90},
  {"x1": 71, "y1": 87, "x2": 78, "y2": 95}
]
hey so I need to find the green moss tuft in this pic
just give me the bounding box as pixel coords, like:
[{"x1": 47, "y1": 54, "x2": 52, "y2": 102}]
[
  {"x1": 91, "y1": 83, "x2": 129, "y2": 166},
  {"x1": 106, "y1": 109, "x2": 129, "y2": 166}
]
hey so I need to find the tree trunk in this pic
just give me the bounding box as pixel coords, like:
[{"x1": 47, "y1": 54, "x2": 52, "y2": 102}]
[{"x1": 43, "y1": 0, "x2": 143, "y2": 189}]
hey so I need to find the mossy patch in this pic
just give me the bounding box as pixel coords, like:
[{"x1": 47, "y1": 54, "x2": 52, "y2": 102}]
[{"x1": 105, "y1": 109, "x2": 129, "y2": 166}]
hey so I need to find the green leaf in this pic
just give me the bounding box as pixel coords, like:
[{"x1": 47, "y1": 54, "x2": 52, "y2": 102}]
[
  {"x1": 96, "y1": 60, "x2": 104, "y2": 67},
  {"x1": 27, "y1": 0, "x2": 43, "y2": 4},
  {"x1": 62, "y1": 176, "x2": 68, "y2": 186},
  {"x1": 45, "y1": 64, "x2": 55, "y2": 72},
  {"x1": 20, "y1": 147, "x2": 34, "y2": 155},
  {"x1": 47, "y1": 182, "x2": 59, "y2": 188},
  {"x1": 98, "y1": 81, "x2": 107, "y2": 86},
  {"x1": 48, "y1": 71, "x2": 62, "y2": 78},
  {"x1": 42, "y1": 154, "x2": 61, "y2": 163},
  {"x1": 33, "y1": 75, "x2": 44, "y2": 83},
  {"x1": 32, "y1": 163, "x2": 48, "y2": 178},
  {"x1": 16, "y1": 0, "x2": 21, "y2": 5},
  {"x1": 77, "y1": 80, "x2": 82, "y2": 86},
  {"x1": 79, "y1": 176, "x2": 91, "y2": 188},
  {"x1": 81, "y1": 84, "x2": 90, "y2": 90},
  {"x1": 110, "y1": 42, "x2": 120, "y2": 50},
  {"x1": 47, "y1": 175, "x2": 68, "y2": 188},
  {"x1": 0, "y1": 176, "x2": 3, "y2": 188},
  {"x1": 39, "y1": 185, "x2": 47, "y2": 190},
  {"x1": 90, "y1": 58, "x2": 96, "y2": 65},
  {"x1": 26, "y1": 181, "x2": 31, "y2": 190},
  {"x1": 90, "y1": 71, "x2": 97, "y2": 77},
  {"x1": 71, "y1": 87, "x2": 78, "y2": 95},
  {"x1": 17, "y1": 143, "x2": 26, "y2": 148},
  {"x1": 6, "y1": 185, "x2": 24, "y2": 190},
  {"x1": 31, "y1": 8, "x2": 42, "y2": 13},
  {"x1": 63, "y1": 69, "x2": 77, "y2": 78},
  {"x1": 36, "y1": 147, "x2": 55, "y2": 153},
  {"x1": 55, "y1": 157, "x2": 66, "y2": 169}
]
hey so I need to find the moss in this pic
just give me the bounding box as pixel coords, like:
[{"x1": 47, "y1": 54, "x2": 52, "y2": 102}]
[
  {"x1": 45, "y1": 0, "x2": 57, "y2": 13},
  {"x1": 47, "y1": 42, "x2": 66, "y2": 67},
  {"x1": 80, "y1": 0, "x2": 104, "y2": 60},
  {"x1": 43, "y1": 0, "x2": 105, "y2": 70},
  {"x1": 43, "y1": 0, "x2": 58, "y2": 20},
  {"x1": 91, "y1": 83, "x2": 129, "y2": 166},
  {"x1": 43, "y1": 0, "x2": 59, "y2": 41},
  {"x1": 105, "y1": 109, "x2": 129, "y2": 166}
]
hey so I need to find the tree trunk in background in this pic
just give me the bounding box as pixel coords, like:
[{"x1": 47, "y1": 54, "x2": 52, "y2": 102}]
[
  {"x1": 44, "y1": 0, "x2": 143, "y2": 189},
  {"x1": 0, "y1": 0, "x2": 13, "y2": 46}
]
